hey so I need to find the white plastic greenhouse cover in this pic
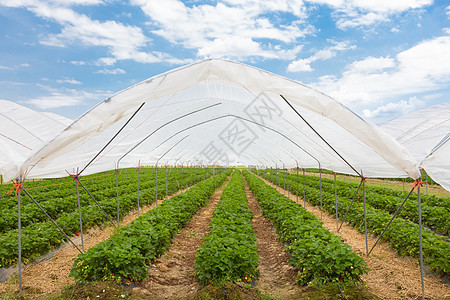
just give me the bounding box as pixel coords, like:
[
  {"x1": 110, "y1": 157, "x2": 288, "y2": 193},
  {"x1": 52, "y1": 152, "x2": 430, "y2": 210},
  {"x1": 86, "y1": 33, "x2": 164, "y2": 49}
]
[
  {"x1": 0, "y1": 100, "x2": 72, "y2": 180},
  {"x1": 9, "y1": 59, "x2": 420, "y2": 182},
  {"x1": 381, "y1": 103, "x2": 450, "y2": 191}
]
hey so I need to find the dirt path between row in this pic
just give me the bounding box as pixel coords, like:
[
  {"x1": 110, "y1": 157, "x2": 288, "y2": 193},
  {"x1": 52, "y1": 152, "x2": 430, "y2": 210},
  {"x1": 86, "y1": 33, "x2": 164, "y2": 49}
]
[
  {"x1": 243, "y1": 177, "x2": 303, "y2": 299},
  {"x1": 134, "y1": 176, "x2": 231, "y2": 299},
  {"x1": 260, "y1": 176, "x2": 450, "y2": 300},
  {"x1": 0, "y1": 186, "x2": 193, "y2": 299}
]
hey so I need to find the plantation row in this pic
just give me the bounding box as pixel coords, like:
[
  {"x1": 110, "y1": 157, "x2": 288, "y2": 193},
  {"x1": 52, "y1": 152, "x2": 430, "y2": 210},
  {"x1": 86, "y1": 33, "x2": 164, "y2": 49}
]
[
  {"x1": 71, "y1": 170, "x2": 231, "y2": 284},
  {"x1": 0, "y1": 167, "x2": 220, "y2": 269},
  {"x1": 71, "y1": 169, "x2": 369, "y2": 288},
  {"x1": 268, "y1": 169, "x2": 449, "y2": 235},
  {"x1": 194, "y1": 171, "x2": 259, "y2": 285},
  {"x1": 243, "y1": 170, "x2": 368, "y2": 285},
  {"x1": 0, "y1": 167, "x2": 214, "y2": 233},
  {"x1": 256, "y1": 169, "x2": 450, "y2": 277}
]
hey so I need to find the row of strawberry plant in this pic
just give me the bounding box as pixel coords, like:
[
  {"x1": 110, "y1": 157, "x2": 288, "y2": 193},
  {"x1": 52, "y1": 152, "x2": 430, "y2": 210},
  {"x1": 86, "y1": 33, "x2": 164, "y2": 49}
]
[
  {"x1": 273, "y1": 170, "x2": 450, "y2": 235},
  {"x1": 0, "y1": 167, "x2": 213, "y2": 234},
  {"x1": 70, "y1": 169, "x2": 231, "y2": 284},
  {"x1": 0, "y1": 167, "x2": 217, "y2": 268},
  {"x1": 243, "y1": 170, "x2": 368, "y2": 286},
  {"x1": 258, "y1": 170, "x2": 450, "y2": 277},
  {"x1": 265, "y1": 168, "x2": 448, "y2": 209},
  {"x1": 194, "y1": 171, "x2": 258, "y2": 285}
]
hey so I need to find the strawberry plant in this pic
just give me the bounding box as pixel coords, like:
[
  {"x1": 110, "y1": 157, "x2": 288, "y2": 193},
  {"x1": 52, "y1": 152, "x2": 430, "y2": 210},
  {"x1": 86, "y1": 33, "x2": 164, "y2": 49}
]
[
  {"x1": 194, "y1": 171, "x2": 259, "y2": 286},
  {"x1": 257, "y1": 169, "x2": 450, "y2": 277},
  {"x1": 244, "y1": 170, "x2": 368, "y2": 286},
  {"x1": 70, "y1": 169, "x2": 231, "y2": 284}
]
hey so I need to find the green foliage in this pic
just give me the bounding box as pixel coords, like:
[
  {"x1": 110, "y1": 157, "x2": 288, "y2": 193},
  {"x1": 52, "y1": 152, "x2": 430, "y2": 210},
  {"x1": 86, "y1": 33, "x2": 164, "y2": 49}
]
[
  {"x1": 194, "y1": 171, "x2": 259, "y2": 286},
  {"x1": 243, "y1": 170, "x2": 368, "y2": 286},
  {"x1": 70, "y1": 169, "x2": 231, "y2": 284},
  {"x1": 0, "y1": 167, "x2": 218, "y2": 269},
  {"x1": 259, "y1": 169, "x2": 450, "y2": 277}
]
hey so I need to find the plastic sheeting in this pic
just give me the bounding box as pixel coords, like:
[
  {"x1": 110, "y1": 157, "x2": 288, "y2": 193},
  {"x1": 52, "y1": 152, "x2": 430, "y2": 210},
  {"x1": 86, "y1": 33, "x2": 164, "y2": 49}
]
[
  {"x1": 0, "y1": 100, "x2": 72, "y2": 180},
  {"x1": 381, "y1": 103, "x2": 450, "y2": 191},
  {"x1": 7, "y1": 59, "x2": 421, "y2": 182}
]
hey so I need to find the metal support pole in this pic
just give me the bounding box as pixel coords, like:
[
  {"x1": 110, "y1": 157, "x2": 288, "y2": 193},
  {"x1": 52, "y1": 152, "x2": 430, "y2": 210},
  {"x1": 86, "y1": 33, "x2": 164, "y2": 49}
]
[
  {"x1": 165, "y1": 165, "x2": 168, "y2": 199},
  {"x1": 296, "y1": 165, "x2": 299, "y2": 203},
  {"x1": 59, "y1": 178, "x2": 61, "y2": 191},
  {"x1": 368, "y1": 185, "x2": 416, "y2": 255},
  {"x1": 418, "y1": 184, "x2": 425, "y2": 298},
  {"x1": 319, "y1": 167, "x2": 323, "y2": 220},
  {"x1": 190, "y1": 164, "x2": 193, "y2": 186},
  {"x1": 363, "y1": 177, "x2": 368, "y2": 255},
  {"x1": 181, "y1": 165, "x2": 183, "y2": 191},
  {"x1": 22, "y1": 187, "x2": 83, "y2": 253},
  {"x1": 334, "y1": 172, "x2": 338, "y2": 232},
  {"x1": 155, "y1": 165, "x2": 158, "y2": 206},
  {"x1": 17, "y1": 178, "x2": 22, "y2": 297},
  {"x1": 338, "y1": 179, "x2": 364, "y2": 232},
  {"x1": 283, "y1": 164, "x2": 286, "y2": 195},
  {"x1": 78, "y1": 180, "x2": 116, "y2": 228},
  {"x1": 32, "y1": 179, "x2": 34, "y2": 193},
  {"x1": 116, "y1": 169, "x2": 120, "y2": 227},
  {"x1": 175, "y1": 164, "x2": 177, "y2": 190},
  {"x1": 137, "y1": 167, "x2": 140, "y2": 217},
  {"x1": 302, "y1": 168, "x2": 306, "y2": 208},
  {"x1": 0, "y1": 175, "x2": 2, "y2": 199},
  {"x1": 403, "y1": 178, "x2": 405, "y2": 192},
  {"x1": 270, "y1": 167, "x2": 273, "y2": 182},
  {"x1": 76, "y1": 177, "x2": 84, "y2": 252}
]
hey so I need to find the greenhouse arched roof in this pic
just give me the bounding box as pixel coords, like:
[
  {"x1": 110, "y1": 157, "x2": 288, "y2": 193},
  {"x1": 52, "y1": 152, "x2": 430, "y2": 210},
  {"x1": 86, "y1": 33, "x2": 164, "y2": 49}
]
[{"x1": 6, "y1": 59, "x2": 421, "y2": 182}]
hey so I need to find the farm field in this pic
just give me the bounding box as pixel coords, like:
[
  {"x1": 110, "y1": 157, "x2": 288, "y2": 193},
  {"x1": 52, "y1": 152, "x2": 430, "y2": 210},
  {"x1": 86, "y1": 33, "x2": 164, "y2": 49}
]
[{"x1": 0, "y1": 169, "x2": 449, "y2": 299}]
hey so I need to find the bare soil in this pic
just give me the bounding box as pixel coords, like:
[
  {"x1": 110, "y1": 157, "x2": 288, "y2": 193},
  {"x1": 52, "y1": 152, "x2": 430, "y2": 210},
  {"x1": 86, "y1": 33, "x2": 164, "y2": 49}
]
[
  {"x1": 260, "y1": 176, "x2": 450, "y2": 300},
  {"x1": 134, "y1": 176, "x2": 231, "y2": 299},
  {"x1": 243, "y1": 177, "x2": 304, "y2": 299}
]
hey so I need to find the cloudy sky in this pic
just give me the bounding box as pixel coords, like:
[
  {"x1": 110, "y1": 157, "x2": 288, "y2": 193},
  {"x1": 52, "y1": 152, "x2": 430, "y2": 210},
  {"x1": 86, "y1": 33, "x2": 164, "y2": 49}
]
[{"x1": 0, "y1": 0, "x2": 449, "y2": 124}]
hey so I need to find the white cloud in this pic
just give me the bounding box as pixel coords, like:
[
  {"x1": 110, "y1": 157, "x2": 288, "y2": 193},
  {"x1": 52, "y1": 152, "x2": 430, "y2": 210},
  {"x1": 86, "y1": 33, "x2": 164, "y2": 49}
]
[
  {"x1": 362, "y1": 96, "x2": 425, "y2": 120},
  {"x1": 0, "y1": 65, "x2": 13, "y2": 70},
  {"x1": 56, "y1": 78, "x2": 82, "y2": 84},
  {"x1": 0, "y1": 0, "x2": 187, "y2": 65},
  {"x1": 70, "y1": 60, "x2": 86, "y2": 65},
  {"x1": 287, "y1": 40, "x2": 355, "y2": 72},
  {"x1": 312, "y1": 34, "x2": 450, "y2": 106},
  {"x1": 26, "y1": 85, "x2": 109, "y2": 109},
  {"x1": 95, "y1": 68, "x2": 126, "y2": 75},
  {"x1": 307, "y1": 0, "x2": 432, "y2": 29},
  {"x1": 132, "y1": 0, "x2": 312, "y2": 60}
]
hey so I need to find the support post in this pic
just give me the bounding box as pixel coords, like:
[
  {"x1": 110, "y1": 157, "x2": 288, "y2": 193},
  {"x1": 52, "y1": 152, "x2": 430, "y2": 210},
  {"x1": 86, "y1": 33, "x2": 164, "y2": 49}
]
[
  {"x1": 17, "y1": 178, "x2": 22, "y2": 297},
  {"x1": 181, "y1": 165, "x2": 183, "y2": 191},
  {"x1": 76, "y1": 176, "x2": 84, "y2": 252},
  {"x1": 283, "y1": 164, "x2": 286, "y2": 195},
  {"x1": 319, "y1": 166, "x2": 323, "y2": 220},
  {"x1": 296, "y1": 164, "x2": 299, "y2": 203},
  {"x1": 155, "y1": 165, "x2": 158, "y2": 206},
  {"x1": 165, "y1": 165, "x2": 168, "y2": 199},
  {"x1": 418, "y1": 184, "x2": 425, "y2": 298},
  {"x1": 137, "y1": 167, "x2": 140, "y2": 217},
  {"x1": 302, "y1": 168, "x2": 306, "y2": 208},
  {"x1": 363, "y1": 176, "x2": 368, "y2": 255},
  {"x1": 334, "y1": 172, "x2": 338, "y2": 231},
  {"x1": 116, "y1": 169, "x2": 120, "y2": 227},
  {"x1": 1, "y1": 175, "x2": 3, "y2": 199}
]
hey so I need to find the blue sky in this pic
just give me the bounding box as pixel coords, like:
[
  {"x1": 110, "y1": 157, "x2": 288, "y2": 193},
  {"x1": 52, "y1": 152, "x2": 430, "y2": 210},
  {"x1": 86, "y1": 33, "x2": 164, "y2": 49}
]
[{"x1": 0, "y1": 0, "x2": 449, "y2": 124}]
